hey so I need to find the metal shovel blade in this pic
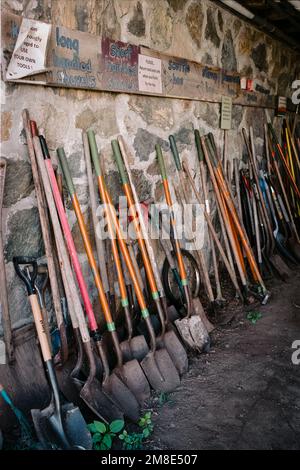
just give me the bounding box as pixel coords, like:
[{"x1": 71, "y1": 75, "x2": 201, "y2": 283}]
[
  {"x1": 192, "y1": 297, "x2": 215, "y2": 333},
  {"x1": 166, "y1": 305, "x2": 181, "y2": 322},
  {"x1": 80, "y1": 376, "x2": 124, "y2": 424},
  {"x1": 120, "y1": 335, "x2": 149, "y2": 362},
  {"x1": 102, "y1": 371, "x2": 140, "y2": 422},
  {"x1": 116, "y1": 359, "x2": 151, "y2": 405},
  {"x1": 141, "y1": 349, "x2": 180, "y2": 393},
  {"x1": 162, "y1": 330, "x2": 188, "y2": 375},
  {"x1": 31, "y1": 402, "x2": 92, "y2": 450},
  {"x1": 175, "y1": 315, "x2": 210, "y2": 353}
]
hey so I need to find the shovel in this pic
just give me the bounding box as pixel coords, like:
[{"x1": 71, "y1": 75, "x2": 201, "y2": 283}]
[
  {"x1": 33, "y1": 132, "x2": 124, "y2": 423},
  {"x1": 156, "y1": 144, "x2": 210, "y2": 352},
  {"x1": 13, "y1": 257, "x2": 92, "y2": 450},
  {"x1": 0, "y1": 158, "x2": 14, "y2": 363},
  {"x1": 112, "y1": 138, "x2": 188, "y2": 375},
  {"x1": 88, "y1": 129, "x2": 181, "y2": 393},
  {"x1": 57, "y1": 147, "x2": 149, "y2": 412}
]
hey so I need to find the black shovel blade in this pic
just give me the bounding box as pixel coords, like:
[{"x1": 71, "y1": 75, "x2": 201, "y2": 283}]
[
  {"x1": 31, "y1": 402, "x2": 92, "y2": 450},
  {"x1": 141, "y1": 349, "x2": 180, "y2": 393},
  {"x1": 80, "y1": 376, "x2": 124, "y2": 424},
  {"x1": 102, "y1": 371, "x2": 140, "y2": 422},
  {"x1": 116, "y1": 359, "x2": 151, "y2": 405}
]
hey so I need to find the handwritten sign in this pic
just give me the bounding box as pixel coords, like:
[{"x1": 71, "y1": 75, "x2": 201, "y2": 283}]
[
  {"x1": 138, "y1": 54, "x2": 162, "y2": 94},
  {"x1": 6, "y1": 18, "x2": 51, "y2": 80}
]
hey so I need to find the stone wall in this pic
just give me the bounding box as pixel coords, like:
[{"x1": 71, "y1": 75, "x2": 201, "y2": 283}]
[{"x1": 1, "y1": 0, "x2": 299, "y2": 333}]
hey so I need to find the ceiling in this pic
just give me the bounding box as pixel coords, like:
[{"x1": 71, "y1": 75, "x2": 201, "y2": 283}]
[{"x1": 214, "y1": 0, "x2": 300, "y2": 51}]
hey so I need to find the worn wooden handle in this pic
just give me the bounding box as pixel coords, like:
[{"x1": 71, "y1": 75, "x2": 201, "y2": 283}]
[{"x1": 29, "y1": 294, "x2": 52, "y2": 362}]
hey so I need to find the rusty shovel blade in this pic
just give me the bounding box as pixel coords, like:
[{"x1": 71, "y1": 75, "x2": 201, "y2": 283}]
[
  {"x1": 141, "y1": 348, "x2": 180, "y2": 393},
  {"x1": 80, "y1": 376, "x2": 124, "y2": 424},
  {"x1": 116, "y1": 359, "x2": 151, "y2": 405},
  {"x1": 102, "y1": 370, "x2": 140, "y2": 422}
]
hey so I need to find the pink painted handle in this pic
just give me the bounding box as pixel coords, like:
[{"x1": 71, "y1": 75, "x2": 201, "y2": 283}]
[{"x1": 45, "y1": 159, "x2": 98, "y2": 332}]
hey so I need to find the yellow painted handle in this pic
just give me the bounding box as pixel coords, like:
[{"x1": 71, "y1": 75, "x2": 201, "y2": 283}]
[{"x1": 29, "y1": 294, "x2": 52, "y2": 362}]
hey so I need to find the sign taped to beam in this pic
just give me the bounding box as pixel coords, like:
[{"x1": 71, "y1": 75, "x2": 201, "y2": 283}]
[{"x1": 1, "y1": 9, "x2": 277, "y2": 108}]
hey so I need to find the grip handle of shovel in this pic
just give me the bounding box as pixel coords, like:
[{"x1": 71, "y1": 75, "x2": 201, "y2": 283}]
[
  {"x1": 156, "y1": 144, "x2": 167, "y2": 180},
  {"x1": 57, "y1": 148, "x2": 75, "y2": 196},
  {"x1": 111, "y1": 140, "x2": 128, "y2": 185},
  {"x1": 194, "y1": 130, "x2": 204, "y2": 162},
  {"x1": 169, "y1": 135, "x2": 181, "y2": 171},
  {"x1": 87, "y1": 130, "x2": 102, "y2": 177}
]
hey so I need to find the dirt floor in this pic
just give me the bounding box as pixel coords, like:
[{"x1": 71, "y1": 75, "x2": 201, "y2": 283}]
[{"x1": 146, "y1": 270, "x2": 300, "y2": 450}]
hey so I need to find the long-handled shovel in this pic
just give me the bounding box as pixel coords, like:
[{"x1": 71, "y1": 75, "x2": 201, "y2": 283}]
[
  {"x1": 88, "y1": 129, "x2": 180, "y2": 393},
  {"x1": 13, "y1": 257, "x2": 92, "y2": 450},
  {"x1": 84, "y1": 132, "x2": 149, "y2": 364},
  {"x1": 41, "y1": 139, "x2": 140, "y2": 422},
  {"x1": 58, "y1": 147, "x2": 149, "y2": 411},
  {"x1": 82, "y1": 132, "x2": 110, "y2": 303},
  {"x1": 33, "y1": 131, "x2": 124, "y2": 423},
  {"x1": 112, "y1": 139, "x2": 188, "y2": 375},
  {"x1": 203, "y1": 135, "x2": 270, "y2": 304},
  {"x1": 156, "y1": 144, "x2": 210, "y2": 352},
  {"x1": 169, "y1": 135, "x2": 216, "y2": 311},
  {"x1": 0, "y1": 158, "x2": 14, "y2": 363},
  {"x1": 182, "y1": 160, "x2": 243, "y2": 300},
  {"x1": 22, "y1": 110, "x2": 68, "y2": 365}
]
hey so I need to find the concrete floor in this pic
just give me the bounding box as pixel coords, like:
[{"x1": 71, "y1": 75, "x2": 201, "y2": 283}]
[{"x1": 147, "y1": 270, "x2": 300, "y2": 450}]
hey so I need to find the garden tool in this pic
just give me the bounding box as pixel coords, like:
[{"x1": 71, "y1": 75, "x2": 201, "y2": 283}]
[
  {"x1": 268, "y1": 123, "x2": 300, "y2": 201},
  {"x1": 118, "y1": 136, "x2": 179, "y2": 323},
  {"x1": 33, "y1": 131, "x2": 124, "y2": 423},
  {"x1": 83, "y1": 132, "x2": 110, "y2": 303},
  {"x1": 169, "y1": 135, "x2": 216, "y2": 311},
  {"x1": 156, "y1": 144, "x2": 210, "y2": 352},
  {"x1": 34, "y1": 265, "x2": 52, "y2": 353},
  {"x1": 88, "y1": 129, "x2": 180, "y2": 393},
  {"x1": 58, "y1": 147, "x2": 150, "y2": 410},
  {"x1": 13, "y1": 257, "x2": 92, "y2": 450},
  {"x1": 23, "y1": 110, "x2": 68, "y2": 365},
  {"x1": 0, "y1": 383, "x2": 32, "y2": 439},
  {"x1": 0, "y1": 157, "x2": 14, "y2": 363},
  {"x1": 243, "y1": 127, "x2": 291, "y2": 279},
  {"x1": 43, "y1": 137, "x2": 139, "y2": 421},
  {"x1": 182, "y1": 159, "x2": 243, "y2": 301},
  {"x1": 118, "y1": 247, "x2": 150, "y2": 362},
  {"x1": 195, "y1": 130, "x2": 236, "y2": 277},
  {"x1": 112, "y1": 139, "x2": 188, "y2": 375},
  {"x1": 203, "y1": 134, "x2": 270, "y2": 304}
]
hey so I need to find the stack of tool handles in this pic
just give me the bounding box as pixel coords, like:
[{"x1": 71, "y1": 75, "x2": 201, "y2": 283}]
[{"x1": 8, "y1": 108, "x2": 299, "y2": 450}]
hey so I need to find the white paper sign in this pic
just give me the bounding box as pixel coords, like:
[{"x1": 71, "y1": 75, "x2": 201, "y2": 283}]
[
  {"x1": 138, "y1": 54, "x2": 162, "y2": 94},
  {"x1": 6, "y1": 18, "x2": 51, "y2": 80}
]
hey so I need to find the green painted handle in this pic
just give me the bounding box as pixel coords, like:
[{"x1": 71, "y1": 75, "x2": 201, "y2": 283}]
[
  {"x1": 57, "y1": 148, "x2": 75, "y2": 196},
  {"x1": 156, "y1": 144, "x2": 167, "y2": 180},
  {"x1": 87, "y1": 129, "x2": 102, "y2": 177},
  {"x1": 194, "y1": 130, "x2": 204, "y2": 162},
  {"x1": 205, "y1": 136, "x2": 217, "y2": 167},
  {"x1": 111, "y1": 140, "x2": 128, "y2": 185},
  {"x1": 169, "y1": 135, "x2": 181, "y2": 171}
]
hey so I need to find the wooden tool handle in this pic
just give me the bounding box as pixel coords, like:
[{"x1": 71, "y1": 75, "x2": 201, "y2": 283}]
[{"x1": 29, "y1": 294, "x2": 52, "y2": 362}]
